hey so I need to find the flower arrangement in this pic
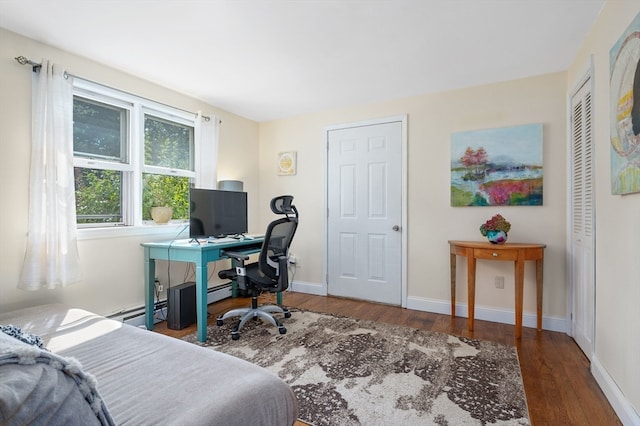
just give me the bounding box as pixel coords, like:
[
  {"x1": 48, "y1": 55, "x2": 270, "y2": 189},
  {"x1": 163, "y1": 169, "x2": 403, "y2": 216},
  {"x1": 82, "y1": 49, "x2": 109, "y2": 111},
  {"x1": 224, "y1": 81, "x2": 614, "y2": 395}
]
[{"x1": 479, "y1": 214, "x2": 511, "y2": 236}]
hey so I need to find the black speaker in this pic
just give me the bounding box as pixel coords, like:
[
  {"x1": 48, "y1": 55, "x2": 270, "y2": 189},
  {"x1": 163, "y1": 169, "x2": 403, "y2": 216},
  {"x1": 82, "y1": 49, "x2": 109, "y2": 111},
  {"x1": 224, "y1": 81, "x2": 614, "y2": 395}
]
[{"x1": 167, "y1": 281, "x2": 196, "y2": 330}]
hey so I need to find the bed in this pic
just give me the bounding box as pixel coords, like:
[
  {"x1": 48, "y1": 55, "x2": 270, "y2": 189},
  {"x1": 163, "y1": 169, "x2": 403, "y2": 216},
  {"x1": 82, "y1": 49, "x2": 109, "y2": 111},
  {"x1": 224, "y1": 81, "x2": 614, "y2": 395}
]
[{"x1": 0, "y1": 304, "x2": 298, "y2": 425}]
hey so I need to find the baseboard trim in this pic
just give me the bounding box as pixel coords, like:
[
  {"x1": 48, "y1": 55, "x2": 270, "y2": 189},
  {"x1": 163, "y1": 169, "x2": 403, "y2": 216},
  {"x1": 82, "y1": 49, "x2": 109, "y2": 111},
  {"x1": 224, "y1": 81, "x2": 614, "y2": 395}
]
[
  {"x1": 405, "y1": 296, "x2": 568, "y2": 333},
  {"x1": 591, "y1": 355, "x2": 640, "y2": 425},
  {"x1": 285, "y1": 287, "x2": 567, "y2": 333},
  {"x1": 290, "y1": 280, "x2": 326, "y2": 296}
]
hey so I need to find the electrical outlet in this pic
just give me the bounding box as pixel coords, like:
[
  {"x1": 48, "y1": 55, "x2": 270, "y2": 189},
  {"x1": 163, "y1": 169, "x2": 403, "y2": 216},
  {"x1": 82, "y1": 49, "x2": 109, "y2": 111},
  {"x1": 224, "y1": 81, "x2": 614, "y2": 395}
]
[
  {"x1": 288, "y1": 255, "x2": 297, "y2": 265},
  {"x1": 495, "y1": 276, "x2": 505, "y2": 289},
  {"x1": 158, "y1": 284, "x2": 164, "y2": 292}
]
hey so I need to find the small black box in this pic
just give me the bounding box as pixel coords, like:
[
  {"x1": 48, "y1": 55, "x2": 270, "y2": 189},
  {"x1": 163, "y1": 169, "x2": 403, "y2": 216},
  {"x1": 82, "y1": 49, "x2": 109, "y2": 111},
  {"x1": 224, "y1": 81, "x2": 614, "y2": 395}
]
[{"x1": 167, "y1": 281, "x2": 196, "y2": 330}]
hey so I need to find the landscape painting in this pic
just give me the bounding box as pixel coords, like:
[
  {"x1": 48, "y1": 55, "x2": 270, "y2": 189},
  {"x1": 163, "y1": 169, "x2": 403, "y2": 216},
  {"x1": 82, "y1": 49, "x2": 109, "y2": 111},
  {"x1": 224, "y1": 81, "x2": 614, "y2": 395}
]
[{"x1": 451, "y1": 124, "x2": 543, "y2": 206}]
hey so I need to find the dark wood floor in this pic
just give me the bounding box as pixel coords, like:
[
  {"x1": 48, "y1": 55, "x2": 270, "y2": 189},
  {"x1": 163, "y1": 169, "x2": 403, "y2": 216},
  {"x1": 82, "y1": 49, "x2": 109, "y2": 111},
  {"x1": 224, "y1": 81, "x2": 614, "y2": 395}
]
[{"x1": 155, "y1": 292, "x2": 621, "y2": 426}]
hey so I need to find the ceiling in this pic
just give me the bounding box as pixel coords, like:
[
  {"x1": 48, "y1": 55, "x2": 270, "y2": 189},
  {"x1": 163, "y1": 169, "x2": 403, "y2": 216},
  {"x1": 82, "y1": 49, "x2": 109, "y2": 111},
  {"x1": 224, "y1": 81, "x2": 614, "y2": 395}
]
[{"x1": 0, "y1": 0, "x2": 605, "y2": 122}]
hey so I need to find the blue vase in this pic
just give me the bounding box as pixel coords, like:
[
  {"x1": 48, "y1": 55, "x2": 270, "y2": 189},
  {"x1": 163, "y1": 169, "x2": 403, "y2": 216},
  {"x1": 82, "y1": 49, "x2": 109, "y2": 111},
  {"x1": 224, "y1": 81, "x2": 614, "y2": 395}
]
[{"x1": 486, "y1": 230, "x2": 507, "y2": 244}]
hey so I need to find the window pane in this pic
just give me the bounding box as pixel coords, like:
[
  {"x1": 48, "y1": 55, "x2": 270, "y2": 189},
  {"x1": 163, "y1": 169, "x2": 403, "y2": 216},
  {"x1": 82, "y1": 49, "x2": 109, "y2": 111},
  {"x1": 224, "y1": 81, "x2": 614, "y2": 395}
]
[
  {"x1": 144, "y1": 116, "x2": 193, "y2": 170},
  {"x1": 142, "y1": 173, "x2": 190, "y2": 221},
  {"x1": 73, "y1": 97, "x2": 128, "y2": 162},
  {"x1": 75, "y1": 168, "x2": 123, "y2": 224}
]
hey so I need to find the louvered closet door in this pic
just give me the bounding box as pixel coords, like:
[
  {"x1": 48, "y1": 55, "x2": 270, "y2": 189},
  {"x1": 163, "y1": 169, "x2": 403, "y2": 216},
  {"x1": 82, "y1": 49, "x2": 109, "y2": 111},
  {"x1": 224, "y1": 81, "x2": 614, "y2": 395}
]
[{"x1": 570, "y1": 77, "x2": 595, "y2": 359}]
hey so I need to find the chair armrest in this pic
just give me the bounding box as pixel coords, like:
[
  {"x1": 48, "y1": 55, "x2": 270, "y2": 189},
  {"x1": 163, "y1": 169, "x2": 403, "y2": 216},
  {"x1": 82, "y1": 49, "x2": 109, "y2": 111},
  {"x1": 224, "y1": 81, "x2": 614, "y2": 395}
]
[
  {"x1": 220, "y1": 251, "x2": 251, "y2": 291},
  {"x1": 222, "y1": 251, "x2": 250, "y2": 263}
]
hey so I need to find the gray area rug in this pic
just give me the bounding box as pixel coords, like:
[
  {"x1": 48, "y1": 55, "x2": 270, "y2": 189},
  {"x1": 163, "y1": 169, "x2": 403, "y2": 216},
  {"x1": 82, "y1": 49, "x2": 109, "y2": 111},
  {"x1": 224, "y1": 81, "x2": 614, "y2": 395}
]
[{"x1": 183, "y1": 309, "x2": 530, "y2": 425}]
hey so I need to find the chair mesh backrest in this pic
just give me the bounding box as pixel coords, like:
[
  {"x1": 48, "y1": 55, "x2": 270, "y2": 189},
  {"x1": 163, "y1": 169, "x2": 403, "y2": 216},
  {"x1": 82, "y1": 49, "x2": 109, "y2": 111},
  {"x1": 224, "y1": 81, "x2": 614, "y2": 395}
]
[
  {"x1": 271, "y1": 195, "x2": 295, "y2": 215},
  {"x1": 259, "y1": 211, "x2": 298, "y2": 281}
]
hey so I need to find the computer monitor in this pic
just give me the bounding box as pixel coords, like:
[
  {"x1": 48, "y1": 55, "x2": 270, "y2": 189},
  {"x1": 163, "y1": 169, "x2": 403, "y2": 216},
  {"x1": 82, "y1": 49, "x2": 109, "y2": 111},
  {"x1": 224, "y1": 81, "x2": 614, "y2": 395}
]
[{"x1": 189, "y1": 188, "x2": 248, "y2": 238}]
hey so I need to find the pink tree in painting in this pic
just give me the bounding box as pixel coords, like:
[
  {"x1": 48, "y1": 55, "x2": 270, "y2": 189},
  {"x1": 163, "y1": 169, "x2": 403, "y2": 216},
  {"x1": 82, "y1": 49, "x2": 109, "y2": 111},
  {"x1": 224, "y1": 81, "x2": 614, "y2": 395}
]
[{"x1": 460, "y1": 147, "x2": 488, "y2": 181}]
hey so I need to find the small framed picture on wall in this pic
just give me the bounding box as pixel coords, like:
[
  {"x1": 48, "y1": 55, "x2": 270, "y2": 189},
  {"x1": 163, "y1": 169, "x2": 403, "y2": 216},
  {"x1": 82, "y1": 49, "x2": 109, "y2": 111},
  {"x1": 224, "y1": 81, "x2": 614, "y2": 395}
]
[{"x1": 278, "y1": 151, "x2": 297, "y2": 176}]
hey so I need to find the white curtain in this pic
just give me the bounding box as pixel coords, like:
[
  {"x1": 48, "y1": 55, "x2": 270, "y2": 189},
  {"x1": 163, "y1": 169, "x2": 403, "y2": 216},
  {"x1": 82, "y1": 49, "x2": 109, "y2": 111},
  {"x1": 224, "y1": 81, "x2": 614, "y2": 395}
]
[
  {"x1": 19, "y1": 60, "x2": 82, "y2": 290},
  {"x1": 194, "y1": 112, "x2": 219, "y2": 189}
]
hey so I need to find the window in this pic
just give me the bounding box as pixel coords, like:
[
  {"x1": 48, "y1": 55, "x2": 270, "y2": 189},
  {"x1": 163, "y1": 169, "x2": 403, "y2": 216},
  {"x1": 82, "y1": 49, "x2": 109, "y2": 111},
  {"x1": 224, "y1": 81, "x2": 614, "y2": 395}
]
[
  {"x1": 141, "y1": 114, "x2": 193, "y2": 221},
  {"x1": 72, "y1": 80, "x2": 202, "y2": 228}
]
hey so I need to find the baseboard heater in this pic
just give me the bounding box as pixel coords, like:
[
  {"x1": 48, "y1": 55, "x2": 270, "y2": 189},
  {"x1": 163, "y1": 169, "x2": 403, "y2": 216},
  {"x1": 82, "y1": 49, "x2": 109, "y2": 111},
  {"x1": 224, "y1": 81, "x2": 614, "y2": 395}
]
[{"x1": 109, "y1": 283, "x2": 232, "y2": 328}]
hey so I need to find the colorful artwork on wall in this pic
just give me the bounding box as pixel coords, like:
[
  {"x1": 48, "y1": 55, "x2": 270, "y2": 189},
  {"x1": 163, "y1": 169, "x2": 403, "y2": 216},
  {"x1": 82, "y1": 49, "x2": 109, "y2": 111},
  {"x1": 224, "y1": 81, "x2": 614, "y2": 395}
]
[
  {"x1": 451, "y1": 124, "x2": 543, "y2": 206},
  {"x1": 610, "y1": 11, "x2": 640, "y2": 195}
]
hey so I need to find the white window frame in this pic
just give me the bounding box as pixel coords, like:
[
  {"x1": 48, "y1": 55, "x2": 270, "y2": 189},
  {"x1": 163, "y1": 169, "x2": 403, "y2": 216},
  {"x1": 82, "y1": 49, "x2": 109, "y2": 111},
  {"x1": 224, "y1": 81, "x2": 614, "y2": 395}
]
[{"x1": 73, "y1": 79, "x2": 203, "y2": 238}]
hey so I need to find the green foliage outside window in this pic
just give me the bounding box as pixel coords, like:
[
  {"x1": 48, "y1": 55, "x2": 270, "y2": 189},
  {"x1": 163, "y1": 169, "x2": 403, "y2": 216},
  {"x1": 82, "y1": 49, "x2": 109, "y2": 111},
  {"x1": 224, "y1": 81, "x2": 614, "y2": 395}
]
[
  {"x1": 73, "y1": 97, "x2": 125, "y2": 160},
  {"x1": 144, "y1": 116, "x2": 192, "y2": 170},
  {"x1": 142, "y1": 174, "x2": 190, "y2": 221},
  {"x1": 75, "y1": 168, "x2": 122, "y2": 224}
]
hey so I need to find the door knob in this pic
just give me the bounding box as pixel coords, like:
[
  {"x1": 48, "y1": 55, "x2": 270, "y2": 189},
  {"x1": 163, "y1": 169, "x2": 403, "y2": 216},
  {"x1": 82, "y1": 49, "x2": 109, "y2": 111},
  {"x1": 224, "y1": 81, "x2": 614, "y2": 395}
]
[{"x1": 392, "y1": 225, "x2": 400, "y2": 231}]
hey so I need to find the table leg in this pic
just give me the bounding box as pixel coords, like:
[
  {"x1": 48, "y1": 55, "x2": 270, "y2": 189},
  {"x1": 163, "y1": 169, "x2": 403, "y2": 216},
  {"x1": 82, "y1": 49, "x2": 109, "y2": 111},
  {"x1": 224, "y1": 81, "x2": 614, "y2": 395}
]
[
  {"x1": 450, "y1": 253, "x2": 457, "y2": 317},
  {"x1": 467, "y1": 253, "x2": 476, "y2": 331},
  {"x1": 195, "y1": 263, "x2": 208, "y2": 343},
  {"x1": 514, "y1": 256, "x2": 525, "y2": 339},
  {"x1": 144, "y1": 250, "x2": 156, "y2": 331},
  {"x1": 536, "y1": 258, "x2": 544, "y2": 331}
]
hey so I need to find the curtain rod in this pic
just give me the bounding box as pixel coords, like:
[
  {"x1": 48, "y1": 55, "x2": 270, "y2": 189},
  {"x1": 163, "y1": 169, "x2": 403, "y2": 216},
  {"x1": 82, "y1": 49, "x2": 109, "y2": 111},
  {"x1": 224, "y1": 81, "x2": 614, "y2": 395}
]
[{"x1": 14, "y1": 55, "x2": 214, "y2": 123}]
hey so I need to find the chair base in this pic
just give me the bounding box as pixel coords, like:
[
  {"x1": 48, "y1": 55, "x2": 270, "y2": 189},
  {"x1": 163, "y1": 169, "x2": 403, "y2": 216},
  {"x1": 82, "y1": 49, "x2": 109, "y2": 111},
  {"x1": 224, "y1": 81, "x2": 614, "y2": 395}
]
[{"x1": 217, "y1": 297, "x2": 291, "y2": 340}]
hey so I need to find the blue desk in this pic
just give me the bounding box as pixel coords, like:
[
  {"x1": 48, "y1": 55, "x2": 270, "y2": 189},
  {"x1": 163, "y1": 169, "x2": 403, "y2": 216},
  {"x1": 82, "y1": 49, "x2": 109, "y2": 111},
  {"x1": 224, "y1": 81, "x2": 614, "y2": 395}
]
[{"x1": 142, "y1": 237, "x2": 264, "y2": 342}]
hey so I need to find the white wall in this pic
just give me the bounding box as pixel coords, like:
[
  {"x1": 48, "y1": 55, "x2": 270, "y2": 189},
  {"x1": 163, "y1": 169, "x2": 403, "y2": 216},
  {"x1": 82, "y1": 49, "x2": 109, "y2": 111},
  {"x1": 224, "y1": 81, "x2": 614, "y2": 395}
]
[
  {"x1": 259, "y1": 72, "x2": 569, "y2": 322},
  {"x1": 0, "y1": 29, "x2": 261, "y2": 315},
  {"x1": 567, "y1": 1, "x2": 640, "y2": 422}
]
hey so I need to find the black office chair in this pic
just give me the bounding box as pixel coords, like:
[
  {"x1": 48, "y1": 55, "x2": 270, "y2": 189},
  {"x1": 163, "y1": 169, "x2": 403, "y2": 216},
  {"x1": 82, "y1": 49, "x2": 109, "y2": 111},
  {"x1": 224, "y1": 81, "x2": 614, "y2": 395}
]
[{"x1": 216, "y1": 195, "x2": 299, "y2": 340}]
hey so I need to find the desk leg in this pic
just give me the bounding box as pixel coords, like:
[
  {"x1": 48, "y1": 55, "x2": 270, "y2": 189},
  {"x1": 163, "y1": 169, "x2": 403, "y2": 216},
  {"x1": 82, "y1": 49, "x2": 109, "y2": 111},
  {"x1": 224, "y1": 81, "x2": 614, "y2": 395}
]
[
  {"x1": 195, "y1": 263, "x2": 208, "y2": 343},
  {"x1": 514, "y1": 256, "x2": 525, "y2": 339},
  {"x1": 467, "y1": 253, "x2": 476, "y2": 331},
  {"x1": 536, "y1": 258, "x2": 544, "y2": 331},
  {"x1": 144, "y1": 249, "x2": 156, "y2": 331},
  {"x1": 450, "y1": 253, "x2": 457, "y2": 317}
]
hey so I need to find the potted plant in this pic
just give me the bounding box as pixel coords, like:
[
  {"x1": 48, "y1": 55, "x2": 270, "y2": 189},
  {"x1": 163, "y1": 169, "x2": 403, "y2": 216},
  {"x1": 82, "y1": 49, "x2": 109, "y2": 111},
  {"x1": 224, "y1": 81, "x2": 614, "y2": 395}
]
[
  {"x1": 479, "y1": 214, "x2": 511, "y2": 244},
  {"x1": 149, "y1": 187, "x2": 173, "y2": 224}
]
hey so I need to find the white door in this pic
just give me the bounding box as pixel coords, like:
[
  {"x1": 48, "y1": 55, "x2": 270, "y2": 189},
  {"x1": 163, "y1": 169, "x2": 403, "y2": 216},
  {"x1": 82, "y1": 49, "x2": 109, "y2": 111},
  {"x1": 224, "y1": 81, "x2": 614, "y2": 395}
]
[
  {"x1": 570, "y1": 75, "x2": 595, "y2": 359},
  {"x1": 326, "y1": 119, "x2": 404, "y2": 305}
]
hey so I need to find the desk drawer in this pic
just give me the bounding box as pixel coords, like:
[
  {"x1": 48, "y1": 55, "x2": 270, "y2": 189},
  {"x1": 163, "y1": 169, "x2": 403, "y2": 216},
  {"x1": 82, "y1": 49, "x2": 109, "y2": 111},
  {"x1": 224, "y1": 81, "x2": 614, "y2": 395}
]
[{"x1": 474, "y1": 248, "x2": 518, "y2": 261}]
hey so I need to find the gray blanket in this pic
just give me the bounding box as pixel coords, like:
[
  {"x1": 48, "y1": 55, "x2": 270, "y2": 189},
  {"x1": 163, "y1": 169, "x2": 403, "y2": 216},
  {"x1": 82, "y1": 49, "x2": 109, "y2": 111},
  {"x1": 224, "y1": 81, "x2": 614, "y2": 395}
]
[{"x1": 0, "y1": 329, "x2": 115, "y2": 425}]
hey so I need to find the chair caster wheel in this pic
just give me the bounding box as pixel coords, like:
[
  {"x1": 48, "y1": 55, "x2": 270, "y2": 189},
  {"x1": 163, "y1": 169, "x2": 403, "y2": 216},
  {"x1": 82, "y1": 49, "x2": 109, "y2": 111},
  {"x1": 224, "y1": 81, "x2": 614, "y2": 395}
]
[
  {"x1": 284, "y1": 311, "x2": 291, "y2": 318},
  {"x1": 278, "y1": 326, "x2": 287, "y2": 335},
  {"x1": 231, "y1": 332, "x2": 240, "y2": 340},
  {"x1": 217, "y1": 318, "x2": 224, "y2": 326}
]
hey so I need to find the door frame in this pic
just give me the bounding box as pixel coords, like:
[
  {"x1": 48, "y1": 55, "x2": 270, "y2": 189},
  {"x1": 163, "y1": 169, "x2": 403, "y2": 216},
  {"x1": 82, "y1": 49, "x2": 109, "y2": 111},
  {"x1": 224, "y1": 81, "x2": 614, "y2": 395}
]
[
  {"x1": 322, "y1": 115, "x2": 408, "y2": 307},
  {"x1": 566, "y1": 58, "x2": 595, "y2": 357}
]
